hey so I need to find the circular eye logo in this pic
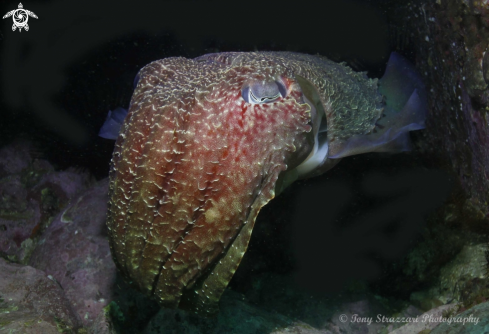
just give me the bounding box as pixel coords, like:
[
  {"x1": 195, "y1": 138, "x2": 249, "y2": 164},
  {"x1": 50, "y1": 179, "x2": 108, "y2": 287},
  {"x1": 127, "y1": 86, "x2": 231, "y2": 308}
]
[{"x1": 3, "y1": 3, "x2": 38, "y2": 32}]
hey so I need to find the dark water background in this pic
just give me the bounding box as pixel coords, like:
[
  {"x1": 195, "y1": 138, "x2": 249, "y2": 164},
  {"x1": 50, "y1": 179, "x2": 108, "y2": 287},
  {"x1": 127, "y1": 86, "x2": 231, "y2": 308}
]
[{"x1": 0, "y1": 0, "x2": 399, "y2": 179}]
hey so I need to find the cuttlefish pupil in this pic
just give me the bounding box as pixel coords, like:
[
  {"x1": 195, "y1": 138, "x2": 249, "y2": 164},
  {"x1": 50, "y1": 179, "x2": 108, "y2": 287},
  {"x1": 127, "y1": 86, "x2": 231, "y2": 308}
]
[{"x1": 99, "y1": 51, "x2": 427, "y2": 316}]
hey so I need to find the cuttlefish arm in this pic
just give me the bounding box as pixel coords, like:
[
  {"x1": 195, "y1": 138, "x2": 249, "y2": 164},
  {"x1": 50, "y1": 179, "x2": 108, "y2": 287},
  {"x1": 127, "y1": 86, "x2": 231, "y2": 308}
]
[{"x1": 101, "y1": 51, "x2": 426, "y2": 316}]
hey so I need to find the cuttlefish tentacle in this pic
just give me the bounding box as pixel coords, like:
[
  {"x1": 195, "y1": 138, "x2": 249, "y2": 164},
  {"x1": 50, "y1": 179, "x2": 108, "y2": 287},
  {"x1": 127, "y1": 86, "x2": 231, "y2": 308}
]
[{"x1": 102, "y1": 51, "x2": 426, "y2": 316}]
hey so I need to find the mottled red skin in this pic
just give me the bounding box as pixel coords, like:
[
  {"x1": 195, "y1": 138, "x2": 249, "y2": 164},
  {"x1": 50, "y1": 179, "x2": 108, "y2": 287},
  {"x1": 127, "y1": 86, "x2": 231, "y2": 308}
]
[
  {"x1": 107, "y1": 52, "x2": 385, "y2": 316},
  {"x1": 107, "y1": 55, "x2": 313, "y2": 315}
]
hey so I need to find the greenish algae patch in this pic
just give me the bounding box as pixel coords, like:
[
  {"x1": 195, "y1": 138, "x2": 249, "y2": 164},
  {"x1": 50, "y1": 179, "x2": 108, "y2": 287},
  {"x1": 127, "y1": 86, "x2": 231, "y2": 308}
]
[
  {"x1": 54, "y1": 315, "x2": 74, "y2": 333},
  {"x1": 104, "y1": 301, "x2": 125, "y2": 323}
]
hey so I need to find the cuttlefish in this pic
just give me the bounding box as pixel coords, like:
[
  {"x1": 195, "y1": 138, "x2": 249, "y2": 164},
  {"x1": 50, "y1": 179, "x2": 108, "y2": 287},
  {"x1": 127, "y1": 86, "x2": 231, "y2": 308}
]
[{"x1": 99, "y1": 51, "x2": 426, "y2": 316}]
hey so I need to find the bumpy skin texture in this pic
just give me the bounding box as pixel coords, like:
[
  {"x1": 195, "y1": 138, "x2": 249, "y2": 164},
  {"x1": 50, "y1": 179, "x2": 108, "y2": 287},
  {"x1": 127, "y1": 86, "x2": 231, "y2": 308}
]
[{"x1": 106, "y1": 52, "x2": 383, "y2": 316}]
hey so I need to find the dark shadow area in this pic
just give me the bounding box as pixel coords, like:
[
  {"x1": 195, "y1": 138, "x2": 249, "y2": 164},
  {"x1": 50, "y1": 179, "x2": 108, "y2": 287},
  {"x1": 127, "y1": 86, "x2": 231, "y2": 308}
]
[{"x1": 232, "y1": 151, "x2": 453, "y2": 324}]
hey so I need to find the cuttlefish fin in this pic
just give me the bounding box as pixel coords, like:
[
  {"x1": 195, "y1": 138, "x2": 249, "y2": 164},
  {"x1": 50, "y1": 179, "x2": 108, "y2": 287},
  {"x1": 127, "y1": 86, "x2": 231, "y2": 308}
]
[
  {"x1": 328, "y1": 52, "x2": 427, "y2": 159},
  {"x1": 179, "y1": 218, "x2": 256, "y2": 316},
  {"x1": 98, "y1": 107, "x2": 128, "y2": 140}
]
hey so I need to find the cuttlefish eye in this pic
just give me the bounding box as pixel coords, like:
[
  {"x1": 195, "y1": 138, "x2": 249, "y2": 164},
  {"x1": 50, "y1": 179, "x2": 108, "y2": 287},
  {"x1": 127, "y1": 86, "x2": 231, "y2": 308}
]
[{"x1": 241, "y1": 79, "x2": 287, "y2": 104}]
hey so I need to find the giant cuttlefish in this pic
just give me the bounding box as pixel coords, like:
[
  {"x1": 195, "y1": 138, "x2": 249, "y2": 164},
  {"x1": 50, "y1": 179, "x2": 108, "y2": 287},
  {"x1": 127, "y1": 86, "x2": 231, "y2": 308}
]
[{"x1": 99, "y1": 51, "x2": 426, "y2": 316}]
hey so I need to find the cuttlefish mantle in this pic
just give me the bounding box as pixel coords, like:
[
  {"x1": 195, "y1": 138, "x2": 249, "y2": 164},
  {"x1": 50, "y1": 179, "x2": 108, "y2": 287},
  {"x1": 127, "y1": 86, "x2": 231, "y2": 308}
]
[{"x1": 99, "y1": 51, "x2": 426, "y2": 316}]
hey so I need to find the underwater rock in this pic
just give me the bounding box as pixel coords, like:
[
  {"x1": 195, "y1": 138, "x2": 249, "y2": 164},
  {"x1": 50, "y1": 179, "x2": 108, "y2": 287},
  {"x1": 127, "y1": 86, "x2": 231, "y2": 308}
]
[
  {"x1": 88, "y1": 306, "x2": 117, "y2": 334},
  {"x1": 436, "y1": 243, "x2": 488, "y2": 304},
  {"x1": 28, "y1": 178, "x2": 115, "y2": 328},
  {"x1": 0, "y1": 140, "x2": 92, "y2": 264},
  {"x1": 143, "y1": 290, "x2": 291, "y2": 334},
  {"x1": 0, "y1": 257, "x2": 81, "y2": 333},
  {"x1": 410, "y1": 243, "x2": 488, "y2": 308},
  {"x1": 389, "y1": 304, "x2": 458, "y2": 334},
  {"x1": 324, "y1": 299, "x2": 394, "y2": 334},
  {"x1": 0, "y1": 140, "x2": 32, "y2": 176},
  {"x1": 0, "y1": 173, "x2": 41, "y2": 263},
  {"x1": 363, "y1": 0, "x2": 489, "y2": 323},
  {"x1": 396, "y1": 0, "x2": 489, "y2": 218},
  {"x1": 271, "y1": 324, "x2": 332, "y2": 334},
  {"x1": 431, "y1": 301, "x2": 489, "y2": 333}
]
